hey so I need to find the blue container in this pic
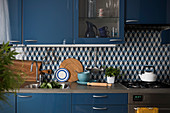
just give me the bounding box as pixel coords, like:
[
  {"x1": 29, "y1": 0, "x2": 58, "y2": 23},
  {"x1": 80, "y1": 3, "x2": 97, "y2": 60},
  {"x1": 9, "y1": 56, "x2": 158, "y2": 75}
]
[{"x1": 77, "y1": 71, "x2": 90, "y2": 82}]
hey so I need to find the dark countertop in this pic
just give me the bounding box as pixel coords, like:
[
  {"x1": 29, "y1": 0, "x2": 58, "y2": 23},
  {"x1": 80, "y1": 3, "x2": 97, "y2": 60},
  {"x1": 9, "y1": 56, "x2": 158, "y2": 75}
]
[{"x1": 17, "y1": 82, "x2": 170, "y2": 94}]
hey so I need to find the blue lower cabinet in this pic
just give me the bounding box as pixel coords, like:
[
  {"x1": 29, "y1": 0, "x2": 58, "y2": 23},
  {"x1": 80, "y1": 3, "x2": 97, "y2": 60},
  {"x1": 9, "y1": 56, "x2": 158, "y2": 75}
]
[
  {"x1": 72, "y1": 93, "x2": 128, "y2": 113},
  {"x1": 0, "y1": 93, "x2": 15, "y2": 113},
  {"x1": 17, "y1": 93, "x2": 71, "y2": 113},
  {"x1": 72, "y1": 105, "x2": 127, "y2": 113},
  {"x1": 72, "y1": 93, "x2": 128, "y2": 105}
]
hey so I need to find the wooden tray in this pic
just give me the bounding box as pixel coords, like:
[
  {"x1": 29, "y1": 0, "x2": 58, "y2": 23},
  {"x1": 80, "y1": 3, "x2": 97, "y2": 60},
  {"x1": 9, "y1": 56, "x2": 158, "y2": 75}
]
[
  {"x1": 59, "y1": 58, "x2": 83, "y2": 82},
  {"x1": 9, "y1": 60, "x2": 42, "y2": 82}
]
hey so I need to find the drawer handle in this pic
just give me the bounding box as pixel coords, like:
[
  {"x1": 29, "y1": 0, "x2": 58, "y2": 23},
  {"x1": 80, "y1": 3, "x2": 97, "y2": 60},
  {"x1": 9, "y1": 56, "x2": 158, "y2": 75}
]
[
  {"x1": 18, "y1": 95, "x2": 32, "y2": 98},
  {"x1": 93, "y1": 107, "x2": 107, "y2": 110},
  {"x1": 126, "y1": 20, "x2": 139, "y2": 23},
  {"x1": 110, "y1": 39, "x2": 122, "y2": 42},
  {"x1": 10, "y1": 40, "x2": 20, "y2": 43},
  {"x1": 93, "y1": 95, "x2": 108, "y2": 98},
  {"x1": 25, "y1": 40, "x2": 37, "y2": 42}
]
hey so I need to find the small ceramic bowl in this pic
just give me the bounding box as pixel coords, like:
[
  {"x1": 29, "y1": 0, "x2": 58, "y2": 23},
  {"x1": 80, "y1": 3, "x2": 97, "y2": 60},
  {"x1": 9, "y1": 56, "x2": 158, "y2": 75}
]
[{"x1": 77, "y1": 71, "x2": 90, "y2": 82}]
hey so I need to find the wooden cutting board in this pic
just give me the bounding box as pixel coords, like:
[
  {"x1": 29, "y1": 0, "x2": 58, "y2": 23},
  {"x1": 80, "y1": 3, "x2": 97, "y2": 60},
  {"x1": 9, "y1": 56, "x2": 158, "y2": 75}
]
[
  {"x1": 59, "y1": 58, "x2": 83, "y2": 82},
  {"x1": 9, "y1": 60, "x2": 42, "y2": 82}
]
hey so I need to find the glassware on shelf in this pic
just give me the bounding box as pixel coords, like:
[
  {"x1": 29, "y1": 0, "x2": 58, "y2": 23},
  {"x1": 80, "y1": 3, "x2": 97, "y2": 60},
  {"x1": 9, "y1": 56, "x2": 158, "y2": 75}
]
[
  {"x1": 88, "y1": 0, "x2": 96, "y2": 18},
  {"x1": 98, "y1": 8, "x2": 104, "y2": 17},
  {"x1": 105, "y1": 0, "x2": 112, "y2": 17},
  {"x1": 114, "y1": 28, "x2": 118, "y2": 37},
  {"x1": 111, "y1": 27, "x2": 115, "y2": 37}
]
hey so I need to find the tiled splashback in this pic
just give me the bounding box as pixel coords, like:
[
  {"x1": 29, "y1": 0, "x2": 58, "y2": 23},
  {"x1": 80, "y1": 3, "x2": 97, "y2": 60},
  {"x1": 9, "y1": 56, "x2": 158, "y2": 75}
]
[{"x1": 13, "y1": 27, "x2": 170, "y2": 82}]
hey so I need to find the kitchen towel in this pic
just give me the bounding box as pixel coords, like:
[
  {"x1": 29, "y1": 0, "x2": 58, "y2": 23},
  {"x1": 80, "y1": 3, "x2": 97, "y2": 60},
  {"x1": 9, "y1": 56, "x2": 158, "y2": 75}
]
[{"x1": 136, "y1": 107, "x2": 158, "y2": 113}]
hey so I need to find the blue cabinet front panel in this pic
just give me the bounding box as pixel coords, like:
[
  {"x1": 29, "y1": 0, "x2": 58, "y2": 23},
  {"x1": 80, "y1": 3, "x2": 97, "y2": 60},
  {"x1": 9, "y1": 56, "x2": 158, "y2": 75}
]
[
  {"x1": 72, "y1": 105, "x2": 128, "y2": 113},
  {"x1": 161, "y1": 29, "x2": 170, "y2": 44},
  {"x1": 126, "y1": 0, "x2": 170, "y2": 24},
  {"x1": 74, "y1": 0, "x2": 125, "y2": 44},
  {"x1": 72, "y1": 93, "x2": 128, "y2": 105},
  {"x1": 8, "y1": 0, "x2": 22, "y2": 44},
  {"x1": 17, "y1": 93, "x2": 71, "y2": 113},
  {"x1": 23, "y1": 0, "x2": 73, "y2": 44},
  {"x1": 0, "y1": 93, "x2": 15, "y2": 113}
]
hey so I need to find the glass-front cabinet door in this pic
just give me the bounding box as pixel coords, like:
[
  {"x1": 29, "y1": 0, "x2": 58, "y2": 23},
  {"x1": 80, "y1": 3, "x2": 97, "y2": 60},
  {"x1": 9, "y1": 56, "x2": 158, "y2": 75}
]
[{"x1": 74, "y1": 0, "x2": 124, "y2": 44}]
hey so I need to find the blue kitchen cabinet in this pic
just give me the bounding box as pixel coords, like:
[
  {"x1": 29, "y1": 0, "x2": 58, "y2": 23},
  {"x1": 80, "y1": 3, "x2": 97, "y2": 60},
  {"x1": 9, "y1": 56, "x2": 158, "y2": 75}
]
[
  {"x1": 23, "y1": 0, "x2": 73, "y2": 44},
  {"x1": 126, "y1": 0, "x2": 170, "y2": 24},
  {"x1": 0, "y1": 93, "x2": 15, "y2": 113},
  {"x1": 72, "y1": 93, "x2": 128, "y2": 113},
  {"x1": 74, "y1": 0, "x2": 125, "y2": 44},
  {"x1": 161, "y1": 29, "x2": 170, "y2": 44},
  {"x1": 8, "y1": 0, "x2": 22, "y2": 44},
  {"x1": 72, "y1": 105, "x2": 127, "y2": 113},
  {"x1": 17, "y1": 93, "x2": 71, "y2": 113}
]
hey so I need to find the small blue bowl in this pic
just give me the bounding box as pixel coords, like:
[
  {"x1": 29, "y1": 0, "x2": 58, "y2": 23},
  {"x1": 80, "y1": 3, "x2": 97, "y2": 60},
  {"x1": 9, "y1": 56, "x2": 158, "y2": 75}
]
[{"x1": 77, "y1": 71, "x2": 90, "y2": 82}]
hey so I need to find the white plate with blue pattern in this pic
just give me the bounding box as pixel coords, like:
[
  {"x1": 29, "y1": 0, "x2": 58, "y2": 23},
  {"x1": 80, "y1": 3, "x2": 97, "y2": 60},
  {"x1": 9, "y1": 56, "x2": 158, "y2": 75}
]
[{"x1": 55, "y1": 68, "x2": 69, "y2": 82}]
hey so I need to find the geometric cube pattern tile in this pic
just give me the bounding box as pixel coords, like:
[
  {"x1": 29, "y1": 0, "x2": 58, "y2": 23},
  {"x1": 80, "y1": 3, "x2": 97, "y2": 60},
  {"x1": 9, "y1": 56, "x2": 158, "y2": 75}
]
[{"x1": 13, "y1": 27, "x2": 170, "y2": 83}]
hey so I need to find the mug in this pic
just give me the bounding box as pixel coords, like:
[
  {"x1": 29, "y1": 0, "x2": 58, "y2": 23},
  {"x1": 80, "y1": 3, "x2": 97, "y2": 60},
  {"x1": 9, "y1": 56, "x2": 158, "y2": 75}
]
[{"x1": 98, "y1": 26, "x2": 109, "y2": 37}]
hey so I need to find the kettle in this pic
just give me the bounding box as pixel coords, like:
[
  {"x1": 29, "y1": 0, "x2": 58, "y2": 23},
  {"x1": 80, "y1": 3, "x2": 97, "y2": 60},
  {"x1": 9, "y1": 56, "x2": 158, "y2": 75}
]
[
  {"x1": 139, "y1": 66, "x2": 157, "y2": 82},
  {"x1": 85, "y1": 21, "x2": 98, "y2": 38}
]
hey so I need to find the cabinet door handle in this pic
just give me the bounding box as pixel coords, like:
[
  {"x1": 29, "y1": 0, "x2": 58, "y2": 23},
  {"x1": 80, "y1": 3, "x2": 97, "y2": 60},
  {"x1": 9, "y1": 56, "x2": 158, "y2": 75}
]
[
  {"x1": 18, "y1": 95, "x2": 32, "y2": 98},
  {"x1": 25, "y1": 40, "x2": 37, "y2": 42},
  {"x1": 126, "y1": 20, "x2": 138, "y2": 23},
  {"x1": 110, "y1": 39, "x2": 122, "y2": 42},
  {"x1": 10, "y1": 41, "x2": 20, "y2": 43},
  {"x1": 93, "y1": 107, "x2": 107, "y2": 110},
  {"x1": 93, "y1": 95, "x2": 108, "y2": 98}
]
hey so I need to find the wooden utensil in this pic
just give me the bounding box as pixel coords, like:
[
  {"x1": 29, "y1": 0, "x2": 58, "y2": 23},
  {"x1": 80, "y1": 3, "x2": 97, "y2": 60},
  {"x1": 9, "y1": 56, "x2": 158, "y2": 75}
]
[
  {"x1": 59, "y1": 58, "x2": 83, "y2": 82},
  {"x1": 87, "y1": 82, "x2": 112, "y2": 87},
  {"x1": 9, "y1": 60, "x2": 42, "y2": 82}
]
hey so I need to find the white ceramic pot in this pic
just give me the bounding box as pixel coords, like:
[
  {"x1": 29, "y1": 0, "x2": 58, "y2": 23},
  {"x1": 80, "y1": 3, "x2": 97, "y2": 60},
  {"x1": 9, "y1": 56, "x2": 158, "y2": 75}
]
[{"x1": 107, "y1": 76, "x2": 115, "y2": 84}]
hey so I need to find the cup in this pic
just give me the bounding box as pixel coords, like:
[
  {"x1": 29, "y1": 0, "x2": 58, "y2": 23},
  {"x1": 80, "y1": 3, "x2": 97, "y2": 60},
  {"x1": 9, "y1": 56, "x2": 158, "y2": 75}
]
[
  {"x1": 98, "y1": 26, "x2": 109, "y2": 37},
  {"x1": 98, "y1": 8, "x2": 104, "y2": 17}
]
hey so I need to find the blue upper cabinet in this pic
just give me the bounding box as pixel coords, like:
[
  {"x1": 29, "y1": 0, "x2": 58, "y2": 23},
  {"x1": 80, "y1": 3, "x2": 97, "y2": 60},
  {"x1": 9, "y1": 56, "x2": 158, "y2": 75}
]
[
  {"x1": 23, "y1": 0, "x2": 73, "y2": 44},
  {"x1": 161, "y1": 29, "x2": 170, "y2": 44},
  {"x1": 126, "y1": 0, "x2": 170, "y2": 24},
  {"x1": 74, "y1": 0, "x2": 125, "y2": 44},
  {"x1": 17, "y1": 93, "x2": 71, "y2": 113},
  {"x1": 8, "y1": 0, "x2": 22, "y2": 44},
  {"x1": 0, "y1": 93, "x2": 15, "y2": 113}
]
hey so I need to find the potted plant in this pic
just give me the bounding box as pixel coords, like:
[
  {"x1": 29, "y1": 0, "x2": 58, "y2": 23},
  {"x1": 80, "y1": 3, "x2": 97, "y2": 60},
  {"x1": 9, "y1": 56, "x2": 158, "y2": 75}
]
[
  {"x1": 0, "y1": 42, "x2": 24, "y2": 103},
  {"x1": 105, "y1": 67, "x2": 121, "y2": 84}
]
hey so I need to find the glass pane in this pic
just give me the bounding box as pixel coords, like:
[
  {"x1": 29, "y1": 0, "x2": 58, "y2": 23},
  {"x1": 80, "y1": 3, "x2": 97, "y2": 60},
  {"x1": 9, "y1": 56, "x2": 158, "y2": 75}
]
[{"x1": 79, "y1": 0, "x2": 120, "y2": 38}]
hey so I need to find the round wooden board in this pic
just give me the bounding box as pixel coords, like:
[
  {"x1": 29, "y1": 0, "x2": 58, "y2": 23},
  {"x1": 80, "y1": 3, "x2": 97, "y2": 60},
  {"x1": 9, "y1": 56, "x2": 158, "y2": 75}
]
[{"x1": 59, "y1": 58, "x2": 83, "y2": 82}]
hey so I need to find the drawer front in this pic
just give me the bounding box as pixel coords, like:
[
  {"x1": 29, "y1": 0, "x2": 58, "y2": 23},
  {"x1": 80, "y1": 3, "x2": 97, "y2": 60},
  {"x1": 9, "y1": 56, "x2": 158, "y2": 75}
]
[
  {"x1": 72, "y1": 93, "x2": 128, "y2": 105},
  {"x1": 72, "y1": 105, "x2": 128, "y2": 113}
]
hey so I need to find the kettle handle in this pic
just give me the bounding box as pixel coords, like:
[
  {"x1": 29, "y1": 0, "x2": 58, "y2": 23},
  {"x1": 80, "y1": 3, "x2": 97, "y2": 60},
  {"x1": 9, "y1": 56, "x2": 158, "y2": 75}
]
[{"x1": 141, "y1": 65, "x2": 156, "y2": 74}]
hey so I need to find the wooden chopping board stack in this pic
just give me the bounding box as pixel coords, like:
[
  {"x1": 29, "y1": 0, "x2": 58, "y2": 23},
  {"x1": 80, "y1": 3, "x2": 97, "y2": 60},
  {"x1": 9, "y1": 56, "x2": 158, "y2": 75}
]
[
  {"x1": 59, "y1": 58, "x2": 83, "y2": 82},
  {"x1": 9, "y1": 60, "x2": 42, "y2": 82}
]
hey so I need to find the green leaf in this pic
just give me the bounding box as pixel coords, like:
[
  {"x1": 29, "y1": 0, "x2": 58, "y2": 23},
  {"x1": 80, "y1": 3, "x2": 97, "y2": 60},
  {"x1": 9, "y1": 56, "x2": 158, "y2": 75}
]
[{"x1": 0, "y1": 41, "x2": 24, "y2": 105}]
